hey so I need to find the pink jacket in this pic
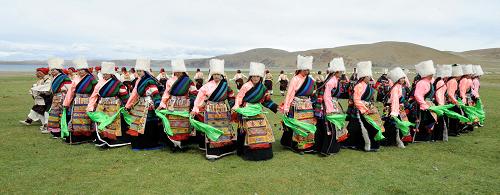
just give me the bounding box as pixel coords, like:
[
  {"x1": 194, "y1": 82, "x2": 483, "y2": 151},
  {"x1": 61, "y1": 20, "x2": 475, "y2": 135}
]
[
  {"x1": 435, "y1": 79, "x2": 447, "y2": 105},
  {"x1": 86, "y1": 78, "x2": 107, "y2": 112},
  {"x1": 233, "y1": 81, "x2": 254, "y2": 109},
  {"x1": 414, "y1": 77, "x2": 432, "y2": 110},
  {"x1": 282, "y1": 74, "x2": 307, "y2": 113},
  {"x1": 472, "y1": 78, "x2": 480, "y2": 98},
  {"x1": 389, "y1": 83, "x2": 402, "y2": 117},
  {"x1": 159, "y1": 76, "x2": 178, "y2": 108},
  {"x1": 63, "y1": 75, "x2": 82, "y2": 107},
  {"x1": 323, "y1": 76, "x2": 338, "y2": 114},
  {"x1": 459, "y1": 78, "x2": 472, "y2": 104},
  {"x1": 192, "y1": 80, "x2": 218, "y2": 113},
  {"x1": 353, "y1": 81, "x2": 370, "y2": 114},
  {"x1": 446, "y1": 79, "x2": 458, "y2": 104},
  {"x1": 125, "y1": 77, "x2": 159, "y2": 109}
]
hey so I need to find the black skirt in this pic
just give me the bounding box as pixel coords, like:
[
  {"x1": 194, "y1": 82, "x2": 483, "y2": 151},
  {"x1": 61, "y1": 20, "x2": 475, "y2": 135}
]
[
  {"x1": 314, "y1": 118, "x2": 341, "y2": 155},
  {"x1": 413, "y1": 110, "x2": 436, "y2": 142},
  {"x1": 343, "y1": 114, "x2": 380, "y2": 151},
  {"x1": 381, "y1": 117, "x2": 407, "y2": 147},
  {"x1": 447, "y1": 105, "x2": 462, "y2": 136},
  {"x1": 130, "y1": 111, "x2": 165, "y2": 150},
  {"x1": 432, "y1": 115, "x2": 448, "y2": 141}
]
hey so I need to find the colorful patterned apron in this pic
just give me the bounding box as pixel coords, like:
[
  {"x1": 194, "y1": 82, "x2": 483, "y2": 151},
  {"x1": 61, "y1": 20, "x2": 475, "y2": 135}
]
[
  {"x1": 128, "y1": 96, "x2": 152, "y2": 135},
  {"x1": 166, "y1": 96, "x2": 193, "y2": 138},
  {"x1": 204, "y1": 101, "x2": 236, "y2": 148},
  {"x1": 291, "y1": 97, "x2": 316, "y2": 150},
  {"x1": 68, "y1": 94, "x2": 93, "y2": 135},
  {"x1": 241, "y1": 104, "x2": 275, "y2": 148},
  {"x1": 48, "y1": 92, "x2": 65, "y2": 132},
  {"x1": 95, "y1": 97, "x2": 122, "y2": 139}
]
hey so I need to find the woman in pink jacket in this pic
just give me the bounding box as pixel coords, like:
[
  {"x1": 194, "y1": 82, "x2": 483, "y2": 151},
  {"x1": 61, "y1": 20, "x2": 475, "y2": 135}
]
[
  {"x1": 62, "y1": 57, "x2": 98, "y2": 144},
  {"x1": 446, "y1": 64, "x2": 463, "y2": 136},
  {"x1": 313, "y1": 57, "x2": 347, "y2": 155},
  {"x1": 343, "y1": 61, "x2": 383, "y2": 152},
  {"x1": 280, "y1": 55, "x2": 317, "y2": 154},
  {"x1": 382, "y1": 67, "x2": 409, "y2": 148},
  {"x1": 432, "y1": 65, "x2": 452, "y2": 141},
  {"x1": 410, "y1": 60, "x2": 437, "y2": 142},
  {"x1": 87, "y1": 62, "x2": 131, "y2": 148},
  {"x1": 191, "y1": 59, "x2": 236, "y2": 160}
]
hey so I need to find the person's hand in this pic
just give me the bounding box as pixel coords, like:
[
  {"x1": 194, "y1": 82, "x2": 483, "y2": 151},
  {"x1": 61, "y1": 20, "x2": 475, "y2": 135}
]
[
  {"x1": 190, "y1": 111, "x2": 197, "y2": 117},
  {"x1": 231, "y1": 106, "x2": 239, "y2": 111},
  {"x1": 157, "y1": 104, "x2": 166, "y2": 110}
]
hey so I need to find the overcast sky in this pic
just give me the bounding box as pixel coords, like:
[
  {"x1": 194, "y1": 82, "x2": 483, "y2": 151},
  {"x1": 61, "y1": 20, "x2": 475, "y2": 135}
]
[{"x1": 1, "y1": 0, "x2": 499, "y2": 60}]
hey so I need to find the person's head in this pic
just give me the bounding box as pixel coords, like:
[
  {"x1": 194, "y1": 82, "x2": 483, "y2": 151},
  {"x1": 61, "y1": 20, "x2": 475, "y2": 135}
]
[
  {"x1": 36, "y1": 68, "x2": 49, "y2": 78},
  {"x1": 353, "y1": 68, "x2": 357, "y2": 73},
  {"x1": 36, "y1": 71, "x2": 44, "y2": 78},
  {"x1": 103, "y1": 73, "x2": 113, "y2": 80},
  {"x1": 326, "y1": 70, "x2": 330, "y2": 75},
  {"x1": 265, "y1": 69, "x2": 270, "y2": 74},
  {"x1": 196, "y1": 68, "x2": 200, "y2": 72},
  {"x1": 317, "y1": 71, "x2": 322, "y2": 75},
  {"x1": 212, "y1": 74, "x2": 223, "y2": 82},
  {"x1": 250, "y1": 76, "x2": 261, "y2": 84},
  {"x1": 334, "y1": 71, "x2": 342, "y2": 77},
  {"x1": 237, "y1": 70, "x2": 241, "y2": 73},
  {"x1": 50, "y1": 69, "x2": 61, "y2": 77},
  {"x1": 130, "y1": 68, "x2": 136, "y2": 73},
  {"x1": 361, "y1": 76, "x2": 371, "y2": 83},
  {"x1": 174, "y1": 72, "x2": 184, "y2": 77},
  {"x1": 398, "y1": 77, "x2": 406, "y2": 85},
  {"x1": 280, "y1": 70, "x2": 284, "y2": 74},
  {"x1": 299, "y1": 69, "x2": 310, "y2": 76},
  {"x1": 160, "y1": 68, "x2": 165, "y2": 73},
  {"x1": 137, "y1": 70, "x2": 145, "y2": 77},
  {"x1": 77, "y1": 69, "x2": 88, "y2": 77},
  {"x1": 121, "y1": 67, "x2": 127, "y2": 73}
]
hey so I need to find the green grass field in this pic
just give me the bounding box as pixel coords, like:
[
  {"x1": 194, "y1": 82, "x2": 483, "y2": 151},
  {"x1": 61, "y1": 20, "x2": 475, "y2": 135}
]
[{"x1": 1, "y1": 72, "x2": 499, "y2": 194}]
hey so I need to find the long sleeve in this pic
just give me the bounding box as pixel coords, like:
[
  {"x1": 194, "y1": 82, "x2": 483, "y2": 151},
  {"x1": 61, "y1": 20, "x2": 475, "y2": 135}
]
[
  {"x1": 159, "y1": 76, "x2": 177, "y2": 108},
  {"x1": 435, "y1": 80, "x2": 447, "y2": 105},
  {"x1": 414, "y1": 80, "x2": 431, "y2": 110},
  {"x1": 353, "y1": 82, "x2": 370, "y2": 114},
  {"x1": 63, "y1": 77, "x2": 79, "y2": 107},
  {"x1": 233, "y1": 82, "x2": 252, "y2": 109},
  {"x1": 192, "y1": 82, "x2": 213, "y2": 113},
  {"x1": 282, "y1": 76, "x2": 303, "y2": 113},
  {"x1": 389, "y1": 84, "x2": 402, "y2": 116},
  {"x1": 323, "y1": 77, "x2": 338, "y2": 114},
  {"x1": 86, "y1": 81, "x2": 102, "y2": 112},
  {"x1": 261, "y1": 91, "x2": 278, "y2": 113},
  {"x1": 459, "y1": 78, "x2": 469, "y2": 104},
  {"x1": 446, "y1": 79, "x2": 458, "y2": 104},
  {"x1": 472, "y1": 78, "x2": 480, "y2": 98},
  {"x1": 125, "y1": 79, "x2": 141, "y2": 109}
]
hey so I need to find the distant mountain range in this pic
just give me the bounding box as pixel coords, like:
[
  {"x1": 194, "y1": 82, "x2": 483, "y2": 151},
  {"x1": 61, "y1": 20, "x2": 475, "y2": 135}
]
[{"x1": 1, "y1": 41, "x2": 498, "y2": 70}]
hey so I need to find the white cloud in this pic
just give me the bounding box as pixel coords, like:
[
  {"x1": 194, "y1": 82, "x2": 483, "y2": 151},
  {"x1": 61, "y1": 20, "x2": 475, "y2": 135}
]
[{"x1": 0, "y1": 0, "x2": 499, "y2": 60}]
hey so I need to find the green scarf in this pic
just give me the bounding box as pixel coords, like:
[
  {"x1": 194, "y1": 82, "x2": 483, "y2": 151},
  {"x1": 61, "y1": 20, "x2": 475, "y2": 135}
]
[
  {"x1": 428, "y1": 104, "x2": 469, "y2": 123},
  {"x1": 87, "y1": 107, "x2": 133, "y2": 131},
  {"x1": 325, "y1": 114, "x2": 347, "y2": 131},
  {"x1": 392, "y1": 116, "x2": 414, "y2": 136},
  {"x1": 235, "y1": 103, "x2": 264, "y2": 117},
  {"x1": 458, "y1": 99, "x2": 483, "y2": 123},
  {"x1": 60, "y1": 108, "x2": 69, "y2": 138},
  {"x1": 362, "y1": 114, "x2": 385, "y2": 141},
  {"x1": 281, "y1": 116, "x2": 317, "y2": 137},
  {"x1": 154, "y1": 110, "x2": 223, "y2": 141}
]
